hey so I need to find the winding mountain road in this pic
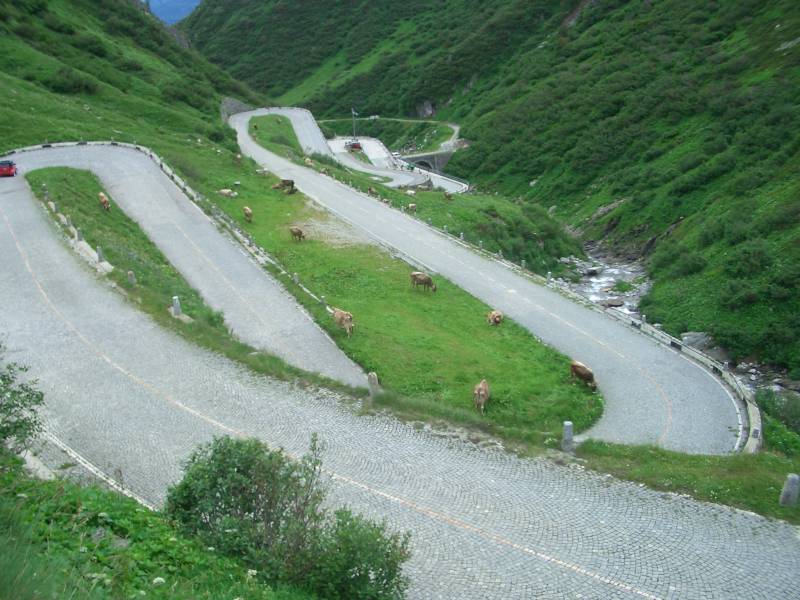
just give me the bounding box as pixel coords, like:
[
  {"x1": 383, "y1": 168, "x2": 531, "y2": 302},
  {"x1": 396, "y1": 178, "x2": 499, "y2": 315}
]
[
  {"x1": 254, "y1": 107, "x2": 467, "y2": 192},
  {"x1": 5, "y1": 146, "x2": 365, "y2": 387},
  {"x1": 232, "y1": 110, "x2": 743, "y2": 456},
  {"x1": 1, "y1": 155, "x2": 799, "y2": 598}
]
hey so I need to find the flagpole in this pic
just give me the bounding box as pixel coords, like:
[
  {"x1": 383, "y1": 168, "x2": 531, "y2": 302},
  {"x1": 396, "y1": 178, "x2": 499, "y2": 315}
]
[{"x1": 351, "y1": 107, "x2": 357, "y2": 141}]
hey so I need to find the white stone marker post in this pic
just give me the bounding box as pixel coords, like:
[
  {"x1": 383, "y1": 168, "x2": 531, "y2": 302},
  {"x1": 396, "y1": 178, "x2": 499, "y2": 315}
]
[
  {"x1": 779, "y1": 473, "x2": 799, "y2": 507},
  {"x1": 562, "y1": 421, "x2": 574, "y2": 453}
]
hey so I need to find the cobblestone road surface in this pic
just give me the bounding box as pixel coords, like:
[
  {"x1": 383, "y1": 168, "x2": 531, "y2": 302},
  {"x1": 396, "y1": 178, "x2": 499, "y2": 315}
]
[
  {"x1": 7, "y1": 147, "x2": 365, "y2": 388},
  {"x1": 2, "y1": 160, "x2": 800, "y2": 599},
  {"x1": 232, "y1": 111, "x2": 743, "y2": 455}
]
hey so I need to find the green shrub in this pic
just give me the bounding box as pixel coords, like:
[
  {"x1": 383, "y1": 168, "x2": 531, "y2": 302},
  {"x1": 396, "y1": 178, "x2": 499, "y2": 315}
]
[
  {"x1": 72, "y1": 34, "x2": 107, "y2": 57},
  {"x1": 670, "y1": 251, "x2": 706, "y2": 277},
  {"x1": 758, "y1": 390, "x2": 800, "y2": 435},
  {"x1": 0, "y1": 344, "x2": 44, "y2": 452},
  {"x1": 720, "y1": 280, "x2": 760, "y2": 309},
  {"x1": 724, "y1": 240, "x2": 772, "y2": 277},
  {"x1": 761, "y1": 414, "x2": 800, "y2": 458},
  {"x1": 45, "y1": 67, "x2": 97, "y2": 94},
  {"x1": 166, "y1": 436, "x2": 410, "y2": 599}
]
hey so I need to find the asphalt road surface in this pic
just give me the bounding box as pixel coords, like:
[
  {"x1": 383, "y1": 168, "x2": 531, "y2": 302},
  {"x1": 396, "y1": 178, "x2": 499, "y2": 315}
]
[
  {"x1": 5, "y1": 146, "x2": 365, "y2": 387},
  {"x1": 1, "y1": 165, "x2": 798, "y2": 598},
  {"x1": 232, "y1": 111, "x2": 743, "y2": 456},
  {"x1": 252, "y1": 107, "x2": 466, "y2": 191}
]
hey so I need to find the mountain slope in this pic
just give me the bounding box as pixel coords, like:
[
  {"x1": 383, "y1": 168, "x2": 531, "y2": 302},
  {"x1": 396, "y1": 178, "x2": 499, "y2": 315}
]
[{"x1": 185, "y1": 0, "x2": 800, "y2": 372}]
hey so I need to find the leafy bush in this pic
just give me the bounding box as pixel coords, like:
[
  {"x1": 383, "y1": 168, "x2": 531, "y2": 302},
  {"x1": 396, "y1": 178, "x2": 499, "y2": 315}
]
[
  {"x1": 669, "y1": 251, "x2": 706, "y2": 277},
  {"x1": 72, "y1": 34, "x2": 107, "y2": 57},
  {"x1": 0, "y1": 344, "x2": 44, "y2": 451},
  {"x1": 166, "y1": 436, "x2": 411, "y2": 599},
  {"x1": 45, "y1": 67, "x2": 97, "y2": 94},
  {"x1": 758, "y1": 390, "x2": 800, "y2": 435},
  {"x1": 724, "y1": 240, "x2": 772, "y2": 277},
  {"x1": 720, "y1": 280, "x2": 760, "y2": 309}
]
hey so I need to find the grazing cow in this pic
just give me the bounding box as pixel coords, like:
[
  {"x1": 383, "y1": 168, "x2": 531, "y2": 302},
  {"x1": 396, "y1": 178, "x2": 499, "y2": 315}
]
[
  {"x1": 367, "y1": 186, "x2": 377, "y2": 197},
  {"x1": 486, "y1": 310, "x2": 503, "y2": 326},
  {"x1": 332, "y1": 308, "x2": 354, "y2": 337},
  {"x1": 98, "y1": 192, "x2": 110, "y2": 211},
  {"x1": 321, "y1": 168, "x2": 330, "y2": 176},
  {"x1": 405, "y1": 190, "x2": 416, "y2": 196},
  {"x1": 407, "y1": 203, "x2": 417, "y2": 213},
  {"x1": 289, "y1": 226, "x2": 305, "y2": 241},
  {"x1": 218, "y1": 188, "x2": 237, "y2": 198},
  {"x1": 243, "y1": 206, "x2": 253, "y2": 223},
  {"x1": 270, "y1": 179, "x2": 296, "y2": 194},
  {"x1": 410, "y1": 271, "x2": 436, "y2": 292},
  {"x1": 570, "y1": 360, "x2": 597, "y2": 390},
  {"x1": 473, "y1": 379, "x2": 490, "y2": 415},
  {"x1": 304, "y1": 157, "x2": 314, "y2": 166},
  {"x1": 444, "y1": 192, "x2": 453, "y2": 201}
]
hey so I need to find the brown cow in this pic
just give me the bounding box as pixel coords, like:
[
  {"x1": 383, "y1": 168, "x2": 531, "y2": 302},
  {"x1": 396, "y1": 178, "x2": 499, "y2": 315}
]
[
  {"x1": 473, "y1": 379, "x2": 490, "y2": 415},
  {"x1": 444, "y1": 192, "x2": 453, "y2": 201},
  {"x1": 367, "y1": 186, "x2": 377, "y2": 197},
  {"x1": 243, "y1": 206, "x2": 253, "y2": 223},
  {"x1": 271, "y1": 179, "x2": 295, "y2": 194},
  {"x1": 570, "y1": 360, "x2": 597, "y2": 390},
  {"x1": 407, "y1": 203, "x2": 417, "y2": 213},
  {"x1": 289, "y1": 226, "x2": 305, "y2": 241},
  {"x1": 332, "y1": 308, "x2": 354, "y2": 337},
  {"x1": 487, "y1": 310, "x2": 503, "y2": 326},
  {"x1": 98, "y1": 192, "x2": 110, "y2": 211},
  {"x1": 410, "y1": 271, "x2": 436, "y2": 292}
]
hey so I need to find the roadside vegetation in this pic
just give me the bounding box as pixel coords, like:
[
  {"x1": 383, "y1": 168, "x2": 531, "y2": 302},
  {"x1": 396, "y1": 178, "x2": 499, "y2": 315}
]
[
  {"x1": 3, "y1": 1, "x2": 600, "y2": 448},
  {"x1": 251, "y1": 115, "x2": 583, "y2": 276},
  {"x1": 25, "y1": 168, "x2": 356, "y2": 395},
  {"x1": 580, "y1": 388, "x2": 800, "y2": 524},
  {"x1": 0, "y1": 351, "x2": 406, "y2": 599},
  {"x1": 319, "y1": 118, "x2": 454, "y2": 155},
  {"x1": 3, "y1": 0, "x2": 797, "y2": 527},
  {"x1": 184, "y1": 0, "x2": 800, "y2": 373}
]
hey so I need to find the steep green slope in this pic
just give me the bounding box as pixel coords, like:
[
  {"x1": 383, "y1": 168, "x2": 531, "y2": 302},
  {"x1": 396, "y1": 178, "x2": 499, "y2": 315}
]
[
  {"x1": 0, "y1": 0, "x2": 263, "y2": 151},
  {"x1": 185, "y1": 0, "x2": 800, "y2": 371}
]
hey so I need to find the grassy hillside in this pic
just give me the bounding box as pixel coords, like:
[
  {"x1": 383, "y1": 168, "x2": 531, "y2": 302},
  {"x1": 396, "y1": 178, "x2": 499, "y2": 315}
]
[
  {"x1": 184, "y1": 0, "x2": 800, "y2": 371},
  {"x1": 0, "y1": 0, "x2": 600, "y2": 444},
  {"x1": 0, "y1": 452, "x2": 310, "y2": 599}
]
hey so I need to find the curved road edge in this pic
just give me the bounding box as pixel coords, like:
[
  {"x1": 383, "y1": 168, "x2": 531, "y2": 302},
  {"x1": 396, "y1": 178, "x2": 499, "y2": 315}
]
[{"x1": 230, "y1": 110, "x2": 746, "y2": 455}]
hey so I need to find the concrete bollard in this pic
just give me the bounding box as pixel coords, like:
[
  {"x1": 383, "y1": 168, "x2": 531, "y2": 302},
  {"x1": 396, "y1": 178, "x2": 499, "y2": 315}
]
[
  {"x1": 779, "y1": 473, "x2": 799, "y2": 507},
  {"x1": 66, "y1": 215, "x2": 73, "y2": 229},
  {"x1": 320, "y1": 295, "x2": 326, "y2": 307},
  {"x1": 127, "y1": 270, "x2": 136, "y2": 285},
  {"x1": 460, "y1": 232, "x2": 464, "y2": 240},
  {"x1": 521, "y1": 259, "x2": 526, "y2": 270},
  {"x1": 562, "y1": 421, "x2": 574, "y2": 453},
  {"x1": 96, "y1": 246, "x2": 104, "y2": 262},
  {"x1": 479, "y1": 240, "x2": 483, "y2": 250},
  {"x1": 367, "y1": 372, "x2": 382, "y2": 399},
  {"x1": 427, "y1": 217, "x2": 432, "y2": 225},
  {"x1": 443, "y1": 225, "x2": 448, "y2": 233},
  {"x1": 75, "y1": 227, "x2": 83, "y2": 241},
  {"x1": 292, "y1": 272, "x2": 299, "y2": 285},
  {"x1": 171, "y1": 296, "x2": 182, "y2": 316},
  {"x1": 642, "y1": 314, "x2": 647, "y2": 324},
  {"x1": 547, "y1": 271, "x2": 552, "y2": 283}
]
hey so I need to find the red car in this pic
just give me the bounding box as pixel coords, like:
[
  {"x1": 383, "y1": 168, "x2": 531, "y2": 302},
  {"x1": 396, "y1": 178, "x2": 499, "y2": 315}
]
[{"x1": 0, "y1": 160, "x2": 17, "y2": 177}]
